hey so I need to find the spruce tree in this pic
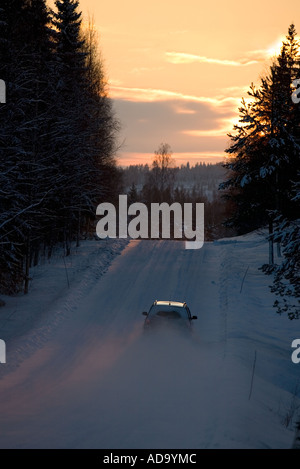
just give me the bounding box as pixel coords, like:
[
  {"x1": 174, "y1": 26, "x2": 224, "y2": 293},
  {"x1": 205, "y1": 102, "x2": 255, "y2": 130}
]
[
  {"x1": 50, "y1": 0, "x2": 87, "y2": 254},
  {"x1": 51, "y1": 1, "x2": 120, "y2": 252},
  {"x1": 220, "y1": 24, "x2": 300, "y2": 261},
  {"x1": 0, "y1": 0, "x2": 120, "y2": 293},
  {"x1": 220, "y1": 24, "x2": 300, "y2": 318},
  {"x1": 0, "y1": 0, "x2": 54, "y2": 292}
]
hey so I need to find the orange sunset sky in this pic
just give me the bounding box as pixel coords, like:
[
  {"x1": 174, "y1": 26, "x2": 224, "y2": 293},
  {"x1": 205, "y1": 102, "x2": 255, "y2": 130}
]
[{"x1": 49, "y1": 0, "x2": 300, "y2": 166}]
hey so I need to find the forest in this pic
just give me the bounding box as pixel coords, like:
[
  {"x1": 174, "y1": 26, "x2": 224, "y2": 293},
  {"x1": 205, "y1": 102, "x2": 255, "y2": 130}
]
[
  {"x1": 0, "y1": 0, "x2": 121, "y2": 294},
  {"x1": 121, "y1": 149, "x2": 235, "y2": 242}
]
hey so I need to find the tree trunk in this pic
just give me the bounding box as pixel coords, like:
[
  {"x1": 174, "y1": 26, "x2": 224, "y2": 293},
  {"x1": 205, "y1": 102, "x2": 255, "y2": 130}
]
[
  {"x1": 76, "y1": 208, "x2": 81, "y2": 248},
  {"x1": 48, "y1": 243, "x2": 53, "y2": 260},
  {"x1": 33, "y1": 246, "x2": 39, "y2": 267},
  {"x1": 276, "y1": 241, "x2": 281, "y2": 258},
  {"x1": 24, "y1": 236, "x2": 30, "y2": 294},
  {"x1": 269, "y1": 219, "x2": 274, "y2": 265},
  {"x1": 64, "y1": 227, "x2": 71, "y2": 257}
]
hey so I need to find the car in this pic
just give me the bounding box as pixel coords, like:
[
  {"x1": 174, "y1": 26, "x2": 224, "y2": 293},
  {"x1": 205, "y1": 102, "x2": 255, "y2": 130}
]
[{"x1": 142, "y1": 300, "x2": 197, "y2": 333}]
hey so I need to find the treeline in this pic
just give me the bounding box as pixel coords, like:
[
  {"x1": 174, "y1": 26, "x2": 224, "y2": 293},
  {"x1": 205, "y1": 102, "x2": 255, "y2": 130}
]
[
  {"x1": 122, "y1": 160, "x2": 225, "y2": 193},
  {"x1": 0, "y1": 0, "x2": 120, "y2": 294},
  {"x1": 124, "y1": 144, "x2": 235, "y2": 241},
  {"x1": 220, "y1": 24, "x2": 300, "y2": 319}
]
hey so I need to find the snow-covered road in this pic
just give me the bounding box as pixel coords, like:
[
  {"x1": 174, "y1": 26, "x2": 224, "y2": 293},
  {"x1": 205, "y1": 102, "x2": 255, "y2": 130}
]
[{"x1": 0, "y1": 238, "x2": 298, "y2": 448}]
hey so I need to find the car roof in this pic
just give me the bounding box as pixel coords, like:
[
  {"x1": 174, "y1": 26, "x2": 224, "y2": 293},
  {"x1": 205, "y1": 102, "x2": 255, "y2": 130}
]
[{"x1": 154, "y1": 300, "x2": 186, "y2": 308}]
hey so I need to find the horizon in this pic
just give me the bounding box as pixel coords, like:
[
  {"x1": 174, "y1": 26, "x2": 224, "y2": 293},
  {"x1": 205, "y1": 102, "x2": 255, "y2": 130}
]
[
  {"x1": 118, "y1": 157, "x2": 225, "y2": 169},
  {"x1": 116, "y1": 151, "x2": 226, "y2": 167}
]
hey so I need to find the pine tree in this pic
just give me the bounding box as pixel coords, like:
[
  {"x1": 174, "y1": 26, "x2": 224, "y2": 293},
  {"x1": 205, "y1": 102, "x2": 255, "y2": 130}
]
[
  {"x1": 128, "y1": 182, "x2": 138, "y2": 204},
  {"x1": 220, "y1": 24, "x2": 300, "y2": 263},
  {"x1": 0, "y1": 0, "x2": 54, "y2": 292},
  {"x1": 80, "y1": 18, "x2": 120, "y2": 208},
  {"x1": 50, "y1": 0, "x2": 87, "y2": 254},
  {"x1": 220, "y1": 23, "x2": 300, "y2": 318},
  {"x1": 18, "y1": 0, "x2": 57, "y2": 292},
  {"x1": 0, "y1": 0, "x2": 120, "y2": 293},
  {"x1": 51, "y1": 3, "x2": 120, "y2": 251}
]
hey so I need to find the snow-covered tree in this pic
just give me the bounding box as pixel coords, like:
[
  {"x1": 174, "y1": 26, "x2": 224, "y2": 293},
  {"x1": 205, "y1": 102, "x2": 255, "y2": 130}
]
[
  {"x1": 269, "y1": 180, "x2": 300, "y2": 319},
  {"x1": 0, "y1": 0, "x2": 120, "y2": 293},
  {"x1": 0, "y1": 0, "x2": 55, "y2": 292},
  {"x1": 51, "y1": 1, "x2": 120, "y2": 253},
  {"x1": 220, "y1": 24, "x2": 300, "y2": 263}
]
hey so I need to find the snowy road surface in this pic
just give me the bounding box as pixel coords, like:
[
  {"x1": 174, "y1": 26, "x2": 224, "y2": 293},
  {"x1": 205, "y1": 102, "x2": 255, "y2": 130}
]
[{"x1": 0, "y1": 238, "x2": 298, "y2": 448}]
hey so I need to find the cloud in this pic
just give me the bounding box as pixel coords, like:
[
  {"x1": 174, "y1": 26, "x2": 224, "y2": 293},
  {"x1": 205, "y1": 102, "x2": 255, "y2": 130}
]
[
  {"x1": 165, "y1": 52, "x2": 259, "y2": 66},
  {"x1": 109, "y1": 78, "x2": 123, "y2": 87},
  {"x1": 113, "y1": 97, "x2": 236, "y2": 156},
  {"x1": 173, "y1": 105, "x2": 197, "y2": 115},
  {"x1": 183, "y1": 129, "x2": 230, "y2": 138},
  {"x1": 130, "y1": 67, "x2": 164, "y2": 75},
  {"x1": 109, "y1": 85, "x2": 239, "y2": 108},
  {"x1": 246, "y1": 49, "x2": 271, "y2": 61},
  {"x1": 182, "y1": 116, "x2": 241, "y2": 138},
  {"x1": 217, "y1": 85, "x2": 250, "y2": 97},
  {"x1": 247, "y1": 35, "x2": 288, "y2": 61},
  {"x1": 109, "y1": 85, "x2": 240, "y2": 165}
]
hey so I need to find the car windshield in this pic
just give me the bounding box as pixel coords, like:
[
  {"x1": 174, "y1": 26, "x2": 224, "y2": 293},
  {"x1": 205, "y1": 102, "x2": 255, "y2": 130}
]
[{"x1": 148, "y1": 305, "x2": 189, "y2": 319}]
